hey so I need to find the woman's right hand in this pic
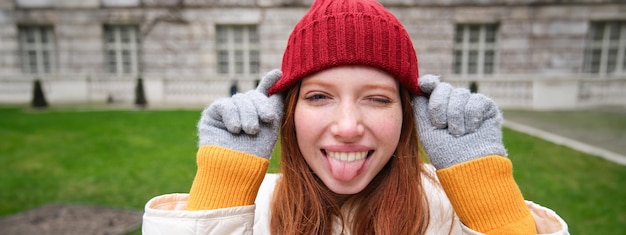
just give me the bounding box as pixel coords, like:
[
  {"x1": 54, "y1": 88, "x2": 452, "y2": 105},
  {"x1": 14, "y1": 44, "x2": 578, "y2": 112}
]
[{"x1": 197, "y1": 69, "x2": 283, "y2": 160}]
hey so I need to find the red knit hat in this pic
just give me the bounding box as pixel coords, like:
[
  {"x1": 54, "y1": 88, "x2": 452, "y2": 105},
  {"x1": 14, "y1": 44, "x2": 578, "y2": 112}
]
[{"x1": 268, "y1": 0, "x2": 420, "y2": 95}]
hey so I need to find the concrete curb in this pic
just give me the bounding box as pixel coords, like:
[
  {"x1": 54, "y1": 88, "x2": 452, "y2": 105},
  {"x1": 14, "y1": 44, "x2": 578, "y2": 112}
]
[{"x1": 503, "y1": 120, "x2": 626, "y2": 166}]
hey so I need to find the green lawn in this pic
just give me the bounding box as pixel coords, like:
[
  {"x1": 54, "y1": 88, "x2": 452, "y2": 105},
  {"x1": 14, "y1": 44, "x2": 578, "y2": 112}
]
[
  {"x1": 1, "y1": 106, "x2": 625, "y2": 234},
  {"x1": 504, "y1": 128, "x2": 626, "y2": 234},
  {"x1": 0, "y1": 106, "x2": 199, "y2": 215}
]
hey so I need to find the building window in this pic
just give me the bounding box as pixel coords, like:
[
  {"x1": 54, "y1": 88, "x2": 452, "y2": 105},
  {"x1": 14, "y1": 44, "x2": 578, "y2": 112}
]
[
  {"x1": 216, "y1": 25, "x2": 259, "y2": 75},
  {"x1": 19, "y1": 26, "x2": 56, "y2": 74},
  {"x1": 453, "y1": 24, "x2": 498, "y2": 75},
  {"x1": 104, "y1": 25, "x2": 141, "y2": 76},
  {"x1": 583, "y1": 21, "x2": 626, "y2": 75}
]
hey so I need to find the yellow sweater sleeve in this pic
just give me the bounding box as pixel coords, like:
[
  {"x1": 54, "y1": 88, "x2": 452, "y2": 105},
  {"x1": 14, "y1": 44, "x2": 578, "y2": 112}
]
[
  {"x1": 186, "y1": 145, "x2": 269, "y2": 211},
  {"x1": 436, "y1": 155, "x2": 537, "y2": 234}
]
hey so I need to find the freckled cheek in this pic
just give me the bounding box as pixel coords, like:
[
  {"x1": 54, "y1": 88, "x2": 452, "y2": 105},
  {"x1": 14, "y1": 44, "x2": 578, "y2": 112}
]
[
  {"x1": 294, "y1": 108, "x2": 324, "y2": 141},
  {"x1": 368, "y1": 111, "x2": 403, "y2": 140}
]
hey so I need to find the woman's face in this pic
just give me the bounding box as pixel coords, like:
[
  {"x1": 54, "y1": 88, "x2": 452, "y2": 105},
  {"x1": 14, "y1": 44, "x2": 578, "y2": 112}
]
[{"x1": 294, "y1": 66, "x2": 403, "y2": 195}]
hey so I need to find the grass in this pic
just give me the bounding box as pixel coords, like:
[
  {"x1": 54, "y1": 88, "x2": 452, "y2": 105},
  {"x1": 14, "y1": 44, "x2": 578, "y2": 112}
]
[
  {"x1": 504, "y1": 128, "x2": 626, "y2": 234},
  {"x1": 0, "y1": 106, "x2": 199, "y2": 215},
  {"x1": 1, "y1": 106, "x2": 625, "y2": 234}
]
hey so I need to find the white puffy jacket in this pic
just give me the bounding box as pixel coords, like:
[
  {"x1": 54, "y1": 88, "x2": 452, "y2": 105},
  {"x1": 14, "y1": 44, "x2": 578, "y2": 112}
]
[{"x1": 143, "y1": 165, "x2": 568, "y2": 235}]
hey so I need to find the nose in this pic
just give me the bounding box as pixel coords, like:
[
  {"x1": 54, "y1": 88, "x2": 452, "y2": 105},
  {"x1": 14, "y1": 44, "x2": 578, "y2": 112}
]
[{"x1": 330, "y1": 102, "x2": 365, "y2": 142}]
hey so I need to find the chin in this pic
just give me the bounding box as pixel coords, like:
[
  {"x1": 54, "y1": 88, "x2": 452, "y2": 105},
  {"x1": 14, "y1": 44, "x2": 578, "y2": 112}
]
[{"x1": 324, "y1": 177, "x2": 370, "y2": 195}]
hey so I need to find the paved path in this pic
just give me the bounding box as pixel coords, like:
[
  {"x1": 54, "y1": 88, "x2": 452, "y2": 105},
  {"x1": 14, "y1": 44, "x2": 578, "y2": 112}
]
[
  {"x1": 504, "y1": 120, "x2": 626, "y2": 166},
  {"x1": 501, "y1": 107, "x2": 626, "y2": 166},
  {"x1": 0, "y1": 204, "x2": 142, "y2": 235}
]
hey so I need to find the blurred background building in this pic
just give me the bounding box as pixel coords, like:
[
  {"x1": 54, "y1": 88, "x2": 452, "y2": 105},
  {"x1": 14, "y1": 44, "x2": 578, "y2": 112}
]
[{"x1": 0, "y1": 0, "x2": 624, "y2": 109}]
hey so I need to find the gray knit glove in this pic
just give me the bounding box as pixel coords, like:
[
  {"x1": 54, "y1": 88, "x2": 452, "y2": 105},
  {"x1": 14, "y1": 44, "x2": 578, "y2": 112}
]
[
  {"x1": 413, "y1": 74, "x2": 507, "y2": 169},
  {"x1": 197, "y1": 69, "x2": 283, "y2": 159}
]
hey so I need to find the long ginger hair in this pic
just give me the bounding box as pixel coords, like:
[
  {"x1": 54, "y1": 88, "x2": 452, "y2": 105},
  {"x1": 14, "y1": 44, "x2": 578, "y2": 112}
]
[{"x1": 270, "y1": 82, "x2": 431, "y2": 234}]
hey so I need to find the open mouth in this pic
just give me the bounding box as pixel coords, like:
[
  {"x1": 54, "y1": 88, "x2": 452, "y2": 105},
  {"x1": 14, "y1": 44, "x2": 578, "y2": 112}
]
[{"x1": 322, "y1": 150, "x2": 374, "y2": 162}]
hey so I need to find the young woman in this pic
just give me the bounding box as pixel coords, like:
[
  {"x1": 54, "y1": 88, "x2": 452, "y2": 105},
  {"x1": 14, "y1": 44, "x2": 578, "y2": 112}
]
[{"x1": 143, "y1": 0, "x2": 568, "y2": 234}]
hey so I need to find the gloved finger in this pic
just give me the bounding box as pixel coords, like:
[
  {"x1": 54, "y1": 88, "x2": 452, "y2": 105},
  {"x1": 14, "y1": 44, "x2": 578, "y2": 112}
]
[
  {"x1": 199, "y1": 105, "x2": 224, "y2": 131},
  {"x1": 413, "y1": 96, "x2": 433, "y2": 132},
  {"x1": 446, "y1": 88, "x2": 471, "y2": 136},
  {"x1": 428, "y1": 82, "x2": 454, "y2": 129},
  {"x1": 418, "y1": 74, "x2": 440, "y2": 95},
  {"x1": 465, "y1": 93, "x2": 498, "y2": 133},
  {"x1": 208, "y1": 98, "x2": 242, "y2": 134},
  {"x1": 256, "y1": 69, "x2": 283, "y2": 95},
  {"x1": 231, "y1": 93, "x2": 260, "y2": 135},
  {"x1": 247, "y1": 90, "x2": 277, "y2": 124},
  {"x1": 267, "y1": 93, "x2": 284, "y2": 123}
]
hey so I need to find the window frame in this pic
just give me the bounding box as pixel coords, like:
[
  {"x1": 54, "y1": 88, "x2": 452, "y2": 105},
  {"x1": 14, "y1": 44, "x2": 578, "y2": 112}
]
[
  {"x1": 215, "y1": 25, "x2": 260, "y2": 76},
  {"x1": 18, "y1": 25, "x2": 56, "y2": 75},
  {"x1": 583, "y1": 21, "x2": 626, "y2": 76},
  {"x1": 103, "y1": 24, "x2": 141, "y2": 76},
  {"x1": 453, "y1": 23, "x2": 499, "y2": 76}
]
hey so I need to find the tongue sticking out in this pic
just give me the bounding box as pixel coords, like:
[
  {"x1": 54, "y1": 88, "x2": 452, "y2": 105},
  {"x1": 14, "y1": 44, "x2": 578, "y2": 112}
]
[{"x1": 327, "y1": 157, "x2": 367, "y2": 182}]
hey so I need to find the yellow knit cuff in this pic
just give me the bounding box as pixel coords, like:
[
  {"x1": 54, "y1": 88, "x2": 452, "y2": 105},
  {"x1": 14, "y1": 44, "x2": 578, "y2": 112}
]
[
  {"x1": 436, "y1": 156, "x2": 536, "y2": 234},
  {"x1": 187, "y1": 145, "x2": 269, "y2": 211}
]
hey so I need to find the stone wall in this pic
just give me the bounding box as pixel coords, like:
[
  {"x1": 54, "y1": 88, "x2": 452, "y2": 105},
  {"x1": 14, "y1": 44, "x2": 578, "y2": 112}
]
[
  {"x1": 2, "y1": 0, "x2": 624, "y2": 78},
  {"x1": 1, "y1": 0, "x2": 625, "y2": 107}
]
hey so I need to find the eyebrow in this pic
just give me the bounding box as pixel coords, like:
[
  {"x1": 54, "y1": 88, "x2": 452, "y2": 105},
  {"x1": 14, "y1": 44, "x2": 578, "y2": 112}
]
[
  {"x1": 302, "y1": 80, "x2": 399, "y2": 93},
  {"x1": 362, "y1": 83, "x2": 399, "y2": 93}
]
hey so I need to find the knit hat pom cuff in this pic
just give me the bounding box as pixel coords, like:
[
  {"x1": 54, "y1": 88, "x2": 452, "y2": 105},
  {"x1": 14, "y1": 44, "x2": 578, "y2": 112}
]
[{"x1": 270, "y1": 0, "x2": 421, "y2": 95}]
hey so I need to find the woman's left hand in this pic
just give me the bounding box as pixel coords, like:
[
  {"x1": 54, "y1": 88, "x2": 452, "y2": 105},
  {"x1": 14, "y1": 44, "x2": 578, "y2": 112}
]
[{"x1": 412, "y1": 75, "x2": 507, "y2": 170}]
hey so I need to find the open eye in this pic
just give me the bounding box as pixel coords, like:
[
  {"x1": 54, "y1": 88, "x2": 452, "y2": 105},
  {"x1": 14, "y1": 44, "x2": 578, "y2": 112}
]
[{"x1": 305, "y1": 93, "x2": 329, "y2": 101}]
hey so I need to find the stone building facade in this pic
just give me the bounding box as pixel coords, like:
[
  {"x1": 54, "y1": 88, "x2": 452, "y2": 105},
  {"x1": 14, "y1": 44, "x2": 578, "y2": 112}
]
[{"x1": 0, "y1": 0, "x2": 625, "y2": 109}]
